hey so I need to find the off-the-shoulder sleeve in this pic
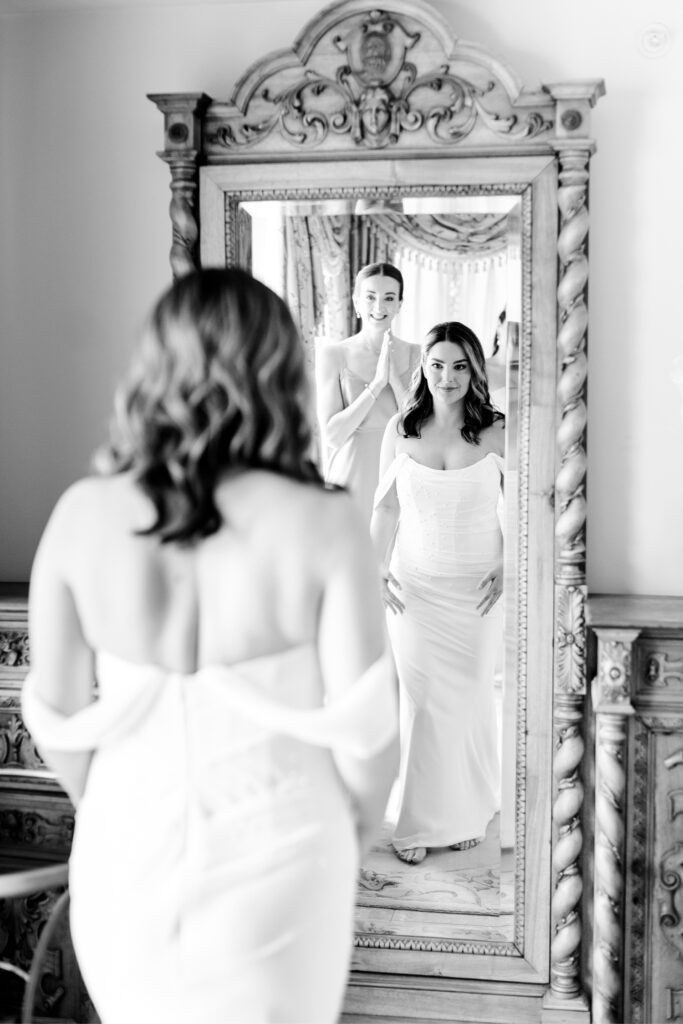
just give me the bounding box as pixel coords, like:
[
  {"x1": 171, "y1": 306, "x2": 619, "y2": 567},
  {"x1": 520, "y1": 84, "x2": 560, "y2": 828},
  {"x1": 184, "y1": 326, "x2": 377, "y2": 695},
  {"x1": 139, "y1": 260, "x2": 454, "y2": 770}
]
[
  {"x1": 21, "y1": 670, "x2": 163, "y2": 752},
  {"x1": 373, "y1": 455, "x2": 404, "y2": 510},
  {"x1": 22, "y1": 648, "x2": 399, "y2": 763},
  {"x1": 491, "y1": 452, "x2": 505, "y2": 532}
]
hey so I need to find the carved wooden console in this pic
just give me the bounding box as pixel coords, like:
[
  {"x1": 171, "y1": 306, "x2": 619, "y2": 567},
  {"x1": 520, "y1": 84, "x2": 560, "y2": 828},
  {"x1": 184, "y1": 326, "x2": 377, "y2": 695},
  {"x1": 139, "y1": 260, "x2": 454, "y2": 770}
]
[
  {"x1": 0, "y1": 585, "x2": 74, "y2": 1012},
  {"x1": 588, "y1": 594, "x2": 683, "y2": 1024}
]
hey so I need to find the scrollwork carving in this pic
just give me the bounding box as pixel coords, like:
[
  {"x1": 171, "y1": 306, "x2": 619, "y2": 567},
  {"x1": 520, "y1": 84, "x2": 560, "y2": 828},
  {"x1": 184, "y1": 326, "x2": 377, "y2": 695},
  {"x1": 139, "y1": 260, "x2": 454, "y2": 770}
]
[
  {"x1": 645, "y1": 650, "x2": 683, "y2": 689},
  {"x1": 0, "y1": 809, "x2": 73, "y2": 851},
  {"x1": 0, "y1": 629, "x2": 30, "y2": 667},
  {"x1": 206, "y1": 10, "x2": 552, "y2": 153},
  {"x1": 0, "y1": 887, "x2": 63, "y2": 976},
  {"x1": 659, "y1": 842, "x2": 683, "y2": 958},
  {"x1": 0, "y1": 699, "x2": 45, "y2": 770}
]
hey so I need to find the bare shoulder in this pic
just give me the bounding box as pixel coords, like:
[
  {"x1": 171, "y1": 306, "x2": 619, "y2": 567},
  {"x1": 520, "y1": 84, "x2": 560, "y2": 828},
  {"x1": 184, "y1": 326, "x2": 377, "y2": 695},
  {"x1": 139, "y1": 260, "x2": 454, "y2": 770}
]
[
  {"x1": 481, "y1": 416, "x2": 506, "y2": 457},
  {"x1": 315, "y1": 336, "x2": 349, "y2": 369},
  {"x1": 46, "y1": 476, "x2": 111, "y2": 531},
  {"x1": 394, "y1": 336, "x2": 419, "y2": 356},
  {"x1": 385, "y1": 411, "x2": 403, "y2": 439}
]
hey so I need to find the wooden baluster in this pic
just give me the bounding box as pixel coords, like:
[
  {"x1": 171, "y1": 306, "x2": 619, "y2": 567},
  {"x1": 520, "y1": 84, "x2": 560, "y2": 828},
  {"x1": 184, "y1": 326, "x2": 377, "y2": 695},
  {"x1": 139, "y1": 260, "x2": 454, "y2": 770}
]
[{"x1": 591, "y1": 629, "x2": 639, "y2": 1024}]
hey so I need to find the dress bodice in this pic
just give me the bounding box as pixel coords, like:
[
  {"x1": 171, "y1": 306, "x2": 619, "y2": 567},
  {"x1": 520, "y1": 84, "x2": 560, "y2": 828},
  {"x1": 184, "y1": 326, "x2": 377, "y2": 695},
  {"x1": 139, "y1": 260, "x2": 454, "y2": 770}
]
[
  {"x1": 376, "y1": 452, "x2": 504, "y2": 575},
  {"x1": 22, "y1": 645, "x2": 397, "y2": 760}
]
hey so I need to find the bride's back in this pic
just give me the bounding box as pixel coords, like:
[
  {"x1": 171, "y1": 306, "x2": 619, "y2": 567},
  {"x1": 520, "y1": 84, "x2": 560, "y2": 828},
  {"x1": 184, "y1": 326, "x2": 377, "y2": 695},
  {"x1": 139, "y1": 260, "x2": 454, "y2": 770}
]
[{"x1": 57, "y1": 467, "x2": 358, "y2": 675}]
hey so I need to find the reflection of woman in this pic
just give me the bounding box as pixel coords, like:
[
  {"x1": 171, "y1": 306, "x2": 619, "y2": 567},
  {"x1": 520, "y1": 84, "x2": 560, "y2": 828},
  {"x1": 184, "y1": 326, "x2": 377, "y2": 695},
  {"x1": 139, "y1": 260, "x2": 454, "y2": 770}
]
[
  {"x1": 315, "y1": 262, "x2": 419, "y2": 522},
  {"x1": 371, "y1": 321, "x2": 505, "y2": 865},
  {"x1": 22, "y1": 268, "x2": 398, "y2": 1023}
]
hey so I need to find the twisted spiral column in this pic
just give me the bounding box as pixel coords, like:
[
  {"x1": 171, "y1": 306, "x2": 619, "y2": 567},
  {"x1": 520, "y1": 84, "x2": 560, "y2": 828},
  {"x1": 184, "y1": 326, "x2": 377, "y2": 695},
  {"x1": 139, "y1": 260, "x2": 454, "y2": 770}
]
[
  {"x1": 160, "y1": 153, "x2": 201, "y2": 279},
  {"x1": 148, "y1": 93, "x2": 210, "y2": 279},
  {"x1": 591, "y1": 630, "x2": 639, "y2": 1024},
  {"x1": 555, "y1": 147, "x2": 591, "y2": 585},
  {"x1": 549, "y1": 145, "x2": 594, "y2": 1007},
  {"x1": 550, "y1": 696, "x2": 585, "y2": 998}
]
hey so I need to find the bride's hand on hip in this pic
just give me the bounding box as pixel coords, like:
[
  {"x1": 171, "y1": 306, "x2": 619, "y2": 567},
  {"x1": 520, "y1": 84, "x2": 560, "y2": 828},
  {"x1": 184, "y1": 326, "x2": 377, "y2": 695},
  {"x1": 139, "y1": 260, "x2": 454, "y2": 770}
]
[
  {"x1": 381, "y1": 571, "x2": 405, "y2": 615},
  {"x1": 476, "y1": 562, "x2": 503, "y2": 616}
]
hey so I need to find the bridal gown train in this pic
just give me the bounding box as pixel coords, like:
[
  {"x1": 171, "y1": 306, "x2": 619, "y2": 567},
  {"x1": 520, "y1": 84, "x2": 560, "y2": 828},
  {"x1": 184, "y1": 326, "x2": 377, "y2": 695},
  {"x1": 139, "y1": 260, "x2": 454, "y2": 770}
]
[
  {"x1": 375, "y1": 452, "x2": 504, "y2": 851},
  {"x1": 22, "y1": 645, "x2": 397, "y2": 1024}
]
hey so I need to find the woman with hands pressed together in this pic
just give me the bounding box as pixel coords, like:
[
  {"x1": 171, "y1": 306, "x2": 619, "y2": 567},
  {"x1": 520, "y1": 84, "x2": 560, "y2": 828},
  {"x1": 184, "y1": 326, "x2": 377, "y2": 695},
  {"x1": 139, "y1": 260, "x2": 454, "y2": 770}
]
[
  {"x1": 315, "y1": 262, "x2": 419, "y2": 522},
  {"x1": 371, "y1": 321, "x2": 505, "y2": 866}
]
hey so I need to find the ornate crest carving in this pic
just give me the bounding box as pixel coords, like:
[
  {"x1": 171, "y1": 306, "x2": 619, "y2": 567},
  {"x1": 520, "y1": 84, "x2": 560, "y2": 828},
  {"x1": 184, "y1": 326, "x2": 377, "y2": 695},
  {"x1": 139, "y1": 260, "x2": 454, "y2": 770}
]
[{"x1": 204, "y1": 8, "x2": 552, "y2": 154}]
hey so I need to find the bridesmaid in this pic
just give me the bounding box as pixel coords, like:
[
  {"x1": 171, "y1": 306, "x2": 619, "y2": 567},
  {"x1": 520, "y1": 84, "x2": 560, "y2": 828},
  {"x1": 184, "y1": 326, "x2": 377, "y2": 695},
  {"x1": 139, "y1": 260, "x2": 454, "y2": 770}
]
[{"x1": 315, "y1": 262, "x2": 419, "y2": 522}]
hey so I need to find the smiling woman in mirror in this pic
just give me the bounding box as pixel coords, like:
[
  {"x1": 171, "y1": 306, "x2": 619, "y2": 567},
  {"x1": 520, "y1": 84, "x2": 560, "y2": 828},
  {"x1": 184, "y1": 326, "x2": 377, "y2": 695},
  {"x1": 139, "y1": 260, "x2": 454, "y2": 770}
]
[
  {"x1": 371, "y1": 322, "x2": 505, "y2": 865},
  {"x1": 315, "y1": 262, "x2": 419, "y2": 522}
]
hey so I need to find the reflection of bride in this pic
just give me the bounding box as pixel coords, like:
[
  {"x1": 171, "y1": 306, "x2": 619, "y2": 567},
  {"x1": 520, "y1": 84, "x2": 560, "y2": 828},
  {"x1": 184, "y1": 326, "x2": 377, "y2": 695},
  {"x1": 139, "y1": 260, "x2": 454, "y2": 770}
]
[
  {"x1": 371, "y1": 321, "x2": 505, "y2": 864},
  {"x1": 315, "y1": 262, "x2": 419, "y2": 522}
]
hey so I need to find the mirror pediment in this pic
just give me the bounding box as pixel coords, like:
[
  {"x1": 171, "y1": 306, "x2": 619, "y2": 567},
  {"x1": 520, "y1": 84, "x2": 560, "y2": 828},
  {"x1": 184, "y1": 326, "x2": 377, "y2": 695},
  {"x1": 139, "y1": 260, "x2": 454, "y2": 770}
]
[
  {"x1": 149, "y1": 2, "x2": 604, "y2": 1020},
  {"x1": 201, "y1": 3, "x2": 555, "y2": 157}
]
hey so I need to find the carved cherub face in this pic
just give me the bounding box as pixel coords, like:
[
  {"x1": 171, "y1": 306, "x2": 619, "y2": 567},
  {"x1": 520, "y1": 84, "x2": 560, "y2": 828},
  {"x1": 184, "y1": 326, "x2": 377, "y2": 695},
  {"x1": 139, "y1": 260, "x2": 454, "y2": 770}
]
[{"x1": 359, "y1": 87, "x2": 391, "y2": 137}]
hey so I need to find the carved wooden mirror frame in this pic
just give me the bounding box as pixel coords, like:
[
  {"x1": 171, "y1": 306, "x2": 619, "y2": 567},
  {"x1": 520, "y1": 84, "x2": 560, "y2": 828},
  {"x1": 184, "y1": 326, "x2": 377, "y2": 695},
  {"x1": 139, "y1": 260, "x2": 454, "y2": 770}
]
[{"x1": 149, "y1": 1, "x2": 604, "y2": 1018}]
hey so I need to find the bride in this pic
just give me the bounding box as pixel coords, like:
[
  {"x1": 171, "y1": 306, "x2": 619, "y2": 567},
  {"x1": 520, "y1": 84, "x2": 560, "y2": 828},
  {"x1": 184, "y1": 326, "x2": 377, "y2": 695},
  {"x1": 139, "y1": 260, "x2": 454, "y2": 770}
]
[
  {"x1": 371, "y1": 320, "x2": 505, "y2": 865},
  {"x1": 23, "y1": 267, "x2": 398, "y2": 1024}
]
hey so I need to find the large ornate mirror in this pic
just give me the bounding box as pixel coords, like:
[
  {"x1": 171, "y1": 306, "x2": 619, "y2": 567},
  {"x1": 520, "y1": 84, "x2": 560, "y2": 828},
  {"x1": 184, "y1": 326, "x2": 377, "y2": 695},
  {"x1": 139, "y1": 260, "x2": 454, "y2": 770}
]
[{"x1": 149, "y1": 2, "x2": 604, "y2": 1019}]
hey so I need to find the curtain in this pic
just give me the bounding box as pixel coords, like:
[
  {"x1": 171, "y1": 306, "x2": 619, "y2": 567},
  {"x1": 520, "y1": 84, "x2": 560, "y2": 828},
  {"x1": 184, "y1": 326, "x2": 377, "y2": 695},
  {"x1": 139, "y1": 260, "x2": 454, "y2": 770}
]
[{"x1": 362, "y1": 213, "x2": 519, "y2": 355}]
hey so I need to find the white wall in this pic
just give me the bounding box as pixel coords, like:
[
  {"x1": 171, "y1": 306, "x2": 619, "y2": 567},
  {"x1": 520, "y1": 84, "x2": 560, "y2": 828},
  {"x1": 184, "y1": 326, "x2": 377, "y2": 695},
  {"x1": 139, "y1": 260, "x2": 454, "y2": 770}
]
[{"x1": 1, "y1": 0, "x2": 681, "y2": 594}]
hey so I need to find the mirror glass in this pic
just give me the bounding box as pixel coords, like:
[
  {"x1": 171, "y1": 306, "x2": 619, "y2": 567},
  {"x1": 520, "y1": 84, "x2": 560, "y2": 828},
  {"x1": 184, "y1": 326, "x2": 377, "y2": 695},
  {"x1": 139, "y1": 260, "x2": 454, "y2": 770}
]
[{"x1": 236, "y1": 191, "x2": 523, "y2": 946}]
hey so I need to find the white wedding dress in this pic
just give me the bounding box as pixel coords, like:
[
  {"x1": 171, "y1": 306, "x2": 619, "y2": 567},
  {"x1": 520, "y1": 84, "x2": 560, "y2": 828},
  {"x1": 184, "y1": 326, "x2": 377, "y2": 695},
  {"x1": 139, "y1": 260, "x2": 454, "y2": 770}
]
[
  {"x1": 375, "y1": 452, "x2": 503, "y2": 850},
  {"x1": 22, "y1": 645, "x2": 397, "y2": 1024}
]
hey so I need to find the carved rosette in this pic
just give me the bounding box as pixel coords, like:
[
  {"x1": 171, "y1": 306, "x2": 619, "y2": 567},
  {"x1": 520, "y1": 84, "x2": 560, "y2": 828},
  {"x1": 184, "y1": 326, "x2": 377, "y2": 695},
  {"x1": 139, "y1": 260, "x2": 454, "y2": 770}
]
[
  {"x1": 555, "y1": 583, "x2": 587, "y2": 695},
  {"x1": 596, "y1": 638, "x2": 634, "y2": 706}
]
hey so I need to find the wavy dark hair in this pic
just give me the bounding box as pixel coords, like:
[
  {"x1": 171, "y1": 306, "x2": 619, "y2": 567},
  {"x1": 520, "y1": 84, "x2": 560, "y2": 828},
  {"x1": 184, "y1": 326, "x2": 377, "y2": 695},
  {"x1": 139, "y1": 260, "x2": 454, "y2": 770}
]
[
  {"x1": 96, "y1": 267, "x2": 323, "y2": 543},
  {"x1": 353, "y1": 261, "x2": 404, "y2": 301},
  {"x1": 401, "y1": 321, "x2": 504, "y2": 444}
]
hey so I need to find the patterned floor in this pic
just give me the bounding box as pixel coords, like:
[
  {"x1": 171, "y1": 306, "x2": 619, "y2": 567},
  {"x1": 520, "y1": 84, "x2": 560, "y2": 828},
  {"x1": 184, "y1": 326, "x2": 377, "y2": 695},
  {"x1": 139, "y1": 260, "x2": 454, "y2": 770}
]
[{"x1": 356, "y1": 809, "x2": 513, "y2": 918}]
